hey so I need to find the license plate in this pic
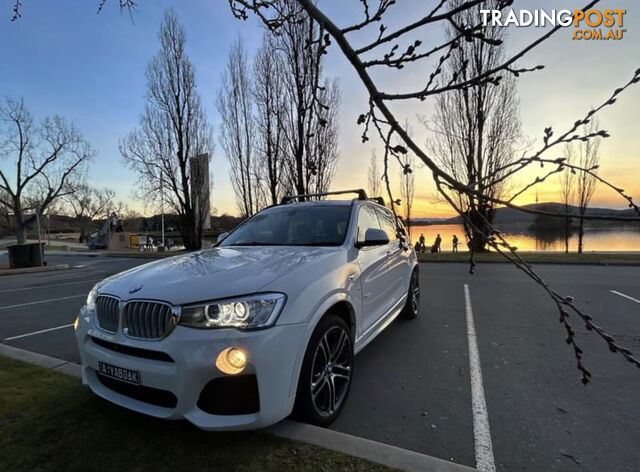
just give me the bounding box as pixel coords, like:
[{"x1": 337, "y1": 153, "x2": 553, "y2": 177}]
[{"x1": 97, "y1": 361, "x2": 140, "y2": 385}]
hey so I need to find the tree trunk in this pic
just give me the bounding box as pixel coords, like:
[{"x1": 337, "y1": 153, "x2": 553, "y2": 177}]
[
  {"x1": 179, "y1": 211, "x2": 202, "y2": 251},
  {"x1": 467, "y1": 207, "x2": 491, "y2": 252},
  {"x1": 15, "y1": 217, "x2": 27, "y2": 244},
  {"x1": 563, "y1": 202, "x2": 570, "y2": 254},
  {"x1": 295, "y1": 142, "x2": 305, "y2": 195},
  {"x1": 181, "y1": 227, "x2": 200, "y2": 251},
  {"x1": 578, "y1": 217, "x2": 585, "y2": 254},
  {"x1": 13, "y1": 203, "x2": 27, "y2": 243}
]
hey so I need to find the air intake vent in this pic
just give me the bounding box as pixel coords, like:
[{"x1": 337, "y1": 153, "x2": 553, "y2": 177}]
[
  {"x1": 95, "y1": 296, "x2": 120, "y2": 333},
  {"x1": 124, "y1": 301, "x2": 175, "y2": 339}
]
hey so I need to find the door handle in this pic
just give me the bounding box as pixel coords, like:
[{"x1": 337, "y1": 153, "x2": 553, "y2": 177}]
[{"x1": 386, "y1": 250, "x2": 394, "y2": 257}]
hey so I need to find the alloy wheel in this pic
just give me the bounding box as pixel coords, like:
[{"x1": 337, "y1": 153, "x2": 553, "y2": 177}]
[
  {"x1": 410, "y1": 270, "x2": 420, "y2": 316},
  {"x1": 310, "y1": 325, "x2": 352, "y2": 417}
]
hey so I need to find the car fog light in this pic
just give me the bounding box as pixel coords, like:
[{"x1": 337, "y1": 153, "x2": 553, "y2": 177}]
[{"x1": 216, "y1": 347, "x2": 247, "y2": 375}]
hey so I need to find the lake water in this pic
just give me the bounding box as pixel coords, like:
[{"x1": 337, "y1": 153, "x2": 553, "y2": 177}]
[{"x1": 409, "y1": 224, "x2": 640, "y2": 252}]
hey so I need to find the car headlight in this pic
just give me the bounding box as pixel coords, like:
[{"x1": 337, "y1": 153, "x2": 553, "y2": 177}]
[
  {"x1": 179, "y1": 293, "x2": 286, "y2": 330},
  {"x1": 86, "y1": 284, "x2": 99, "y2": 311}
]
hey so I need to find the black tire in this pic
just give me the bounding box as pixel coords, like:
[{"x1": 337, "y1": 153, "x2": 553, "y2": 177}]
[
  {"x1": 294, "y1": 314, "x2": 354, "y2": 427},
  {"x1": 402, "y1": 267, "x2": 421, "y2": 318}
]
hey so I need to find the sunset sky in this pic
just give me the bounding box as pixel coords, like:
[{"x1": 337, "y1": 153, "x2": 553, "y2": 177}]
[{"x1": 1, "y1": 0, "x2": 638, "y2": 218}]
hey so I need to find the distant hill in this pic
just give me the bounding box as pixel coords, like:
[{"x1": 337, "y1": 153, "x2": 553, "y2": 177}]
[
  {"x1": 408, "y1": 217, "x2": 449, "y2": 225},
  {"x1": 440, "y1": 203, "x2": 637, "y2": 226}
]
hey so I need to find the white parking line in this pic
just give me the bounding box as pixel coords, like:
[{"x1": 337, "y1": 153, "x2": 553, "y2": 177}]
[
  {"x1": 4, "y1": 323, "x2": 74, "y2": 341},
  {"x1": 610, "y1": 290, "x2": 640, "y2": 305},
  {"x1": 464, "y1": 284, "x2": 496, "y2": 472},
  {"x1": 0, "y1": 294, "x2": 86, "y2": 310},
  {"x1": 0, "y1": 278, "x2": 100, "y2": 294}
]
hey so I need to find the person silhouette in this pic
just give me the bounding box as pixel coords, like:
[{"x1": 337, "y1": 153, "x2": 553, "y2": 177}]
[
  {"x1": 452, "y1": 235, "x2": 459, "y2": 252},
  {"x1": 435, "y1": 234, "x2": 442, "y2": 253},
  {"x1": 419, "y1": 233, "x2": 426, "y2": 252}
]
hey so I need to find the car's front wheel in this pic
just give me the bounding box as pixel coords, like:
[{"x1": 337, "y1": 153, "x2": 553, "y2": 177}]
[{"x1": 294, "y1": 314, "x2": 353, "y2": 427}]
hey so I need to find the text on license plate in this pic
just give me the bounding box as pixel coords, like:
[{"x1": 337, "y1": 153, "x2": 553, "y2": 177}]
[{"x1": 98, "y1": 361, "x2": 140, "y2": 385}]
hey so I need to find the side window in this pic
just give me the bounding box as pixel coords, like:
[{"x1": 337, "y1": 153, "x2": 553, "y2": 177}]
[
  {"x1": 357, "y1": 205, "x2": 382, "y2": 243},
  {"x1": 375, "y1": 207, "x2": 398, "y2": 242}
]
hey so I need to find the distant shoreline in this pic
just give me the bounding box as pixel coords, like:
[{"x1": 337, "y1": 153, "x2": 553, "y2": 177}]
[{"x1": 408, "y1": 221, "x2": 640, "y2": 230}]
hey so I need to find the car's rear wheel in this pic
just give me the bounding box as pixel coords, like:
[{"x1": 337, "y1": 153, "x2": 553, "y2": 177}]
[
  {"x1": 402, "y1": 268, "x2": 420, "y2": 318},
  {"x1": 294, "y1": 314, "x2": 353, "y2": 427}
]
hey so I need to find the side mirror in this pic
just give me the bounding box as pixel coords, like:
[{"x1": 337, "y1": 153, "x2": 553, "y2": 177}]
[
  {"x1": 356, "y1": 228, "x2": 390, "y2": 248},
  {"x1": 216, "y1": 232, "x2": 229, "y2": 244}
]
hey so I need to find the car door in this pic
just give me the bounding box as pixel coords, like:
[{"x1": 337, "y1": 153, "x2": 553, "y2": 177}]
[
  {"x1": 373, "y1": 206, "x2": 410, "y2": 310},
  {"x1": 356, "y1": 204, "x2": 399, "y2": 338}
]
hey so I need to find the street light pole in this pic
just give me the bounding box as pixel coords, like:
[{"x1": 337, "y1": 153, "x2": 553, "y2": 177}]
[{"x1": 35, "y1": 204, "x2": 43, "y2": 266}]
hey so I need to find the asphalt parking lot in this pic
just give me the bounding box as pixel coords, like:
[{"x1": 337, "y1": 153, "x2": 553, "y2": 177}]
[{"x1": 1, "y1": 252, "x2": 639, "y2": 472}]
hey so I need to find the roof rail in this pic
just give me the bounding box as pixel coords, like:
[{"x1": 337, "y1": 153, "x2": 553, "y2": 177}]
[
  {"x1": 281, "y1": 189, "x2": 368, "y2": 204},
  {"x1": 369, "y1": 196, "x2": 385, "y2": 206}
]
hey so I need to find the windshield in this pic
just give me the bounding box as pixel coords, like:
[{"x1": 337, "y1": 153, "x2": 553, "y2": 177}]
[{"x1": 220, "y1": 205, "x2": 352, "y2": 247}]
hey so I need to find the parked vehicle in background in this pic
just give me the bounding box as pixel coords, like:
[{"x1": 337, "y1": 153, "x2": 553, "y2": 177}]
[{"x1": 74, "y1": 189, "x2": 420, "y2": 429}]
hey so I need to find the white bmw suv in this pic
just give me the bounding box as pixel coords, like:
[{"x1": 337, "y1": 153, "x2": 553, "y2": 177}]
[{"x1": 74, "y1": 190, "x2": 420, "y2": 430}]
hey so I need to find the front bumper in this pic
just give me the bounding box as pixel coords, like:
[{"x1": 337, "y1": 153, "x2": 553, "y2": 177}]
[{"x1": 74, "y1": 307, "x2": 307, "y2": 430}]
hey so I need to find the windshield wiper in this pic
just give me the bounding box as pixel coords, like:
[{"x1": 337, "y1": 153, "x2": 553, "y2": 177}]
[
  {"x1": 288, "y1": 242, "x2": 341, "y2": 247},
  {"x1": 225, "y1": 242, "x2": 340, "y2": 247},
  {"x1": 225, "y1": 242, "x2": 288, "y2": 246}
]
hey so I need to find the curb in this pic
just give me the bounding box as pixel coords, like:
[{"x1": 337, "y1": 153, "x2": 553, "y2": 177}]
[
  {"x1": 268, "y1": 420, "x2": 475, "y2": 472},
  {"x1": 40, "y1": 251, "x2": 105, "y2": 258},
  {"x1": 0, "y1": 343, "x2": 475, "y2": 472},
  {"x1": 0, "y1": 343, "x2": 80, "y2": 373},
  {"x1": 0, "y1": 264, "x2": 74, "y2": 277}
]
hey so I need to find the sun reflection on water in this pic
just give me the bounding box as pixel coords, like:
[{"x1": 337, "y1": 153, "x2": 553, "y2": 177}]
[{"x1": 409, "y1": 224, "x2": 640, "y2": 252}]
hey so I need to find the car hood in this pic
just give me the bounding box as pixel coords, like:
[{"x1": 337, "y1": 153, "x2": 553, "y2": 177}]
[{"x1": 97, "y1": 246, "x2": 339, "y2": 305}]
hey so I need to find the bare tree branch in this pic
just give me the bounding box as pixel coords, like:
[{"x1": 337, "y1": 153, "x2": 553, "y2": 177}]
[{"x1": 228, "y1": 0, "x2": 640, "y2": 381}]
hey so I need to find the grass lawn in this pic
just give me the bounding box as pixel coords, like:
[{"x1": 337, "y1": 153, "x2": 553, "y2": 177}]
[
  {"x1": 417, "y1": 251, "x2": 640, "y2": 264},
  {"x1": 0, "y1": 356, "x2": 391, "y2": 472}
]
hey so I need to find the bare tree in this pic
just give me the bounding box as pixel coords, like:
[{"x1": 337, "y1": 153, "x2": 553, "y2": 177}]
[
  {"x1": 253, "y1": 33, "x2": 286, "y2": 206},
  {"x1": 423, "y1": 0, "x2": 522, "y2": 252},
  {"x1": 568, "y1": 119, "x2": 601, "y2": 253},
  {"x1": 217, "y1": 37, "x2": 260, "y2": 216},
  {"x1": 396, "y1": 120, "x2": 416, "y2": 236},
  {"x1": 120, "y1": 9, "x2": 213, "y2": 250},
  {"x1": 398, "y1": 151, "x2": 415, "y2": 237},
  {"x1": 229, "y1": 0, "x2": 640, "y2": 381},
  {"x1": 367, "y1": 150, "x2": 381, "y2": 198},
  {"x1": 276, "y1": 0, "x2": 339, "y2": 197},
  {"x1": 558, "y1": 145, "x2": 575, "y2": 254},
  {"x1": 61, "y1": 183, "x2": 116, "y2": 238},
  {"x1": 306, "y1": 78, "x2": 340, "y2": 195},
  {"x1": 0, "y1": 98, "x2": 93, "y2": 243}
]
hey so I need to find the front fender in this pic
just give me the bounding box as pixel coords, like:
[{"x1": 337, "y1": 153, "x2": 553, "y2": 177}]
[{"x1": 286, "y1": 290, "x2": 360, "y2": 398}]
